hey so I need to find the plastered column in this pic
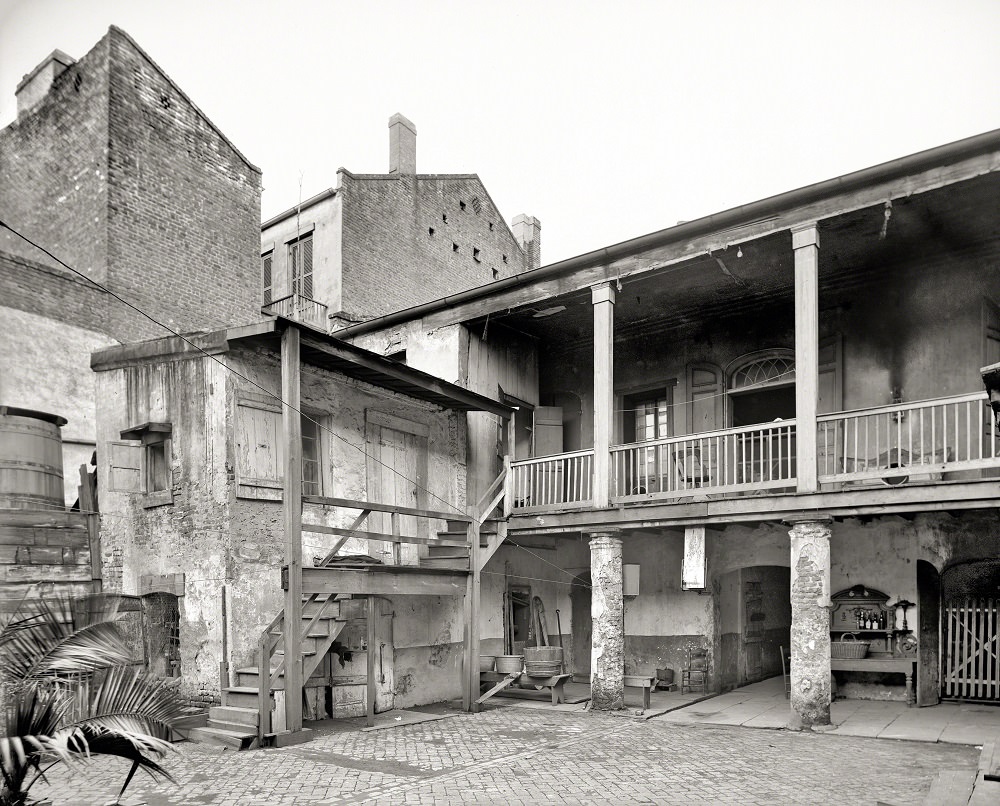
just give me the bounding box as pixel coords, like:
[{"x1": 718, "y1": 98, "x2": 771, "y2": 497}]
[
  {"x1": 590, "y1": 531, "x2": 624, "y2": 711},
  {"x1": 787, "y1": 517, "x2": 832, "y2": 727}
]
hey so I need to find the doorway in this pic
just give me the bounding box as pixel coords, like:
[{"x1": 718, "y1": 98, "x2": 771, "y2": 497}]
[
  {"x1": 917, "y1": 560, "x2": 940, "y2": 706},
  {"x1": 505, "y1": 585, "x2": 532, "y2": 655},
  {"x1": 570, "y1": 572, "x2": 592, "y2": 683},
  {"x1": 941, "y1": 560, "x2": 1000, "y2": 702}
]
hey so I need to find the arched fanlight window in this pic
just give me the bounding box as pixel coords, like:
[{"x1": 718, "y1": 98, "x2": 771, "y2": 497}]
[{"x1": 728, "y1": 351, "x2": 795, "y2": 391}]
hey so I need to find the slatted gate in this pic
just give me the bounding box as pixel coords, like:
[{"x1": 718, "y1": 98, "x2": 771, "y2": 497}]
[{"x1": 943, "y1": 599, "x2": 1000, "y2": 701}]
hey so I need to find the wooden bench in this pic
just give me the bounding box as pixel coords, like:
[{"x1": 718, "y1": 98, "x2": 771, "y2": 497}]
[
  {"x1": 479, "y1": 671, "x2": 572, "y2": 705},
  {"x1": 623, "y1": 675, "x2": 655, "y2": 709}
]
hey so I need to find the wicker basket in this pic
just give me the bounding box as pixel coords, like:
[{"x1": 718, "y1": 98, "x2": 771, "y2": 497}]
[{"x1": 831, "y1": 633, "x2": 870, "y2": 659}]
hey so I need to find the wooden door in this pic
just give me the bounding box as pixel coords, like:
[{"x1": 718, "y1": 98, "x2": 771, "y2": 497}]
[
  {"x1": 917, "y1": 560, "x2": 940, "y2": 706},
  {"x1": 532, "y1": 406, "x2": 564, "y2": 504},
  {"x1": 570, "y1": 573, "x2": 592, "y2": 682},
  {"x1": 366, "y1": 412, "x2": 428, "y2": 564},
  {"x1": 374, "y1": 600, "x2": 395, "y2": 712}
]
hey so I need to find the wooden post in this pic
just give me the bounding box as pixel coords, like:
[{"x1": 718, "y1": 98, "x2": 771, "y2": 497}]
[
  {"x1": 793, "y1": 224, "x2": 820, "y2": 493},
  {"x1": 390, "y1": 511, "x2": 401, "y2": 565},
  {"x1": 366, "y1": 594, "x2": 377, "y2": 727},
  {"x1": 467, "y1": 518, "x2": 481, "y2": 712},
  {"x1": 220, "y1": 585, "x2": 230, "y2": 692},
  {"x1": 281, "y1": 324, "x2": 304, "y2": 734},
  {"x1": 78, "y1": 465, "x2": 102, "y2": 592},
  {"x1": 592, "y1": 282, "x2": 616, "y2": 508},
  {"x1": 502, "y1": 455, "x2": 513, "y2": 518}
]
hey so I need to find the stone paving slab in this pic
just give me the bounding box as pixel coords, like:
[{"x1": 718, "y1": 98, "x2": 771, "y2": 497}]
[{"x1": 31, "y1": 706, "x2": 980, "y2": 806}]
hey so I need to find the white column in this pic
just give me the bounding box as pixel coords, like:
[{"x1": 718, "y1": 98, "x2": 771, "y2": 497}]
[
  {"x1": 788, "y1": 517, "x2": 832, "y2": 728},
  {"x1": 793, "y1": 224, "x2": 820, "y2": 493},
  {"x1": 590, "y1": 530, "x2": 624, "y2": 710},
  {"x1": 592, "y1": 283, "x2": 616, "y2": 508}
]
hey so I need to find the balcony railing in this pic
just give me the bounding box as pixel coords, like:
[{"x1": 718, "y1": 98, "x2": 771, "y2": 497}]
[
  {"x1": 817, "y1": 392, "x2": 997, "y2": 485},
  {"x1": 262, "y1": 294, "x2": 329, "y2": 330},
  {"x1": 510, "y1": 449, "x2": 594, "y2": 511},
  {"x1": 506, "y1": 391, "x2": 999, "y2": 513},
  {"x1": 610, "y1": 419, "x2": 797, "y2": 502}
]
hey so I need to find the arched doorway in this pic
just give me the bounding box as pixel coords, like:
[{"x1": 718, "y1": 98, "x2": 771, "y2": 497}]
[
  {"x1": 570, "y1": 572, "x2": 592, "y2": 683},
  {"x1": 941, "y1": 560, "x2": 1000, "y2": 702}
]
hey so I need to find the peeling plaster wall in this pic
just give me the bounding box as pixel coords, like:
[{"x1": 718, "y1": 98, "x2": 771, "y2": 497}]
[{"x1": 97, "y1": 345, "x2": 468, "y2": 708}]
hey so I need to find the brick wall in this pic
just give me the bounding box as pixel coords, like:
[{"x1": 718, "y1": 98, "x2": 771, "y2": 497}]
[
  {"x1": 104, "y1": 29, "x2": 261, "y2": 341},
  {"x1": 339, "y1": 172, "x2": 529, "y2": 320},
  {"x1": 0, "y1": 35, "x2": 112, "y2": 285},
  {"x1": 0, "y1": 27, "x2": 262, "y2": 344}
]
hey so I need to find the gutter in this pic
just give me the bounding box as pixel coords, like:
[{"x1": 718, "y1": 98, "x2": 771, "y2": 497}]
[{"x1": 335, "y1": 127, "x2": 1000, "y2": 339}]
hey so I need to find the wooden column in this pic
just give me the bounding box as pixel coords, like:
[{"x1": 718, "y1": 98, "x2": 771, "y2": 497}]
[
  {"x1": 281, "y1": 324, "x2": 304, "y2": 734},
  {"x1": 793, "y1": 224, "x2": 820, "y2": 493},
  {"x1": 464, "y1": 518, "x2": 482, "y2": 712},
  {"x1": 366, "y1": 594, "x2": 376, "y2": 727},
  {"x1": 592, "y1": 282, "x2": 616, "y2": 508}
]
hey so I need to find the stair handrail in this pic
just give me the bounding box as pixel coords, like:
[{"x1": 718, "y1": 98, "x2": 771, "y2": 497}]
[
  {"x1": 476, "y1": 462, "x2": 508, "y2": 522},
  {"x1": 257, "y1": 610, "x2": 284, "y2": 737}
]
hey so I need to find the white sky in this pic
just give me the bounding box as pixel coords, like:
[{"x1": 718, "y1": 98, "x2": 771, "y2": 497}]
[{"x1": 1, "y1": 0, "x2": 998, "y2": 265}]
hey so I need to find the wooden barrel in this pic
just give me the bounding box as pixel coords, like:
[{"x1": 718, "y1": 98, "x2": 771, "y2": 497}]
[{"x1": 0, "y1": 406, "x2": 67, "y2": 509}]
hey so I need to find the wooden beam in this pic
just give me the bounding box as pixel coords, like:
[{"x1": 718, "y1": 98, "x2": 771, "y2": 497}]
[
  {"x1": 296, "y1": 566, "x2": 468, "y2": 597},
  {"x1": 793, "y1": 224, "x2": 820, "y2": 493},
  {"x1": 366, "y1": 594, "x2": 376, "y2": 728},
  {"x1": 302, "y1": 523, "x2": 468, "y2": 547},
  {"x1": 281, "y1": 324, "x2": 304, "y2": 735},
  {"x1": 467, "y1": 519, "x2": 481, "y2": 713},
  {"x1": 504, "y1": 479, "x2": 1000, "y2": 534},
  {"x1": 592, "y1": 283, "x2": 616, "y2": 508},
  {"x1": 303, "y1": 495, "x2": 471, "y2": 523}
]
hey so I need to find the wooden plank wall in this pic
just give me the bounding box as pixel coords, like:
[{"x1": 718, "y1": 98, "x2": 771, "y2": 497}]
[{"x1": 0, "y1": 510, "x2": 94, "y2": 616}]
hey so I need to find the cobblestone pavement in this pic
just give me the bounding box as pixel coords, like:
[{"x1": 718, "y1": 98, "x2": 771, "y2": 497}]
[{"x1": 33, "y1": 706, "x2": 978, "y2": 805}]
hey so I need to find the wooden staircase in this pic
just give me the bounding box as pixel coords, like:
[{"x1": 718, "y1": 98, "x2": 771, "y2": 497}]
[
  {"x1": 421, "y1": 519, "x2": 504, "y2": 570},
  {"x1": 188, "y1": 593, "x2": 365, "y2": 749}
]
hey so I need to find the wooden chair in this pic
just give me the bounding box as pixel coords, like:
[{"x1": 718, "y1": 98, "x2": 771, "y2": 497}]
[
  {"x1": 680, "y1": 646, "x2": 710, "y2": 694},
  {"x1": 780, "y1": 645, "x2": 791, "y2": 699}
]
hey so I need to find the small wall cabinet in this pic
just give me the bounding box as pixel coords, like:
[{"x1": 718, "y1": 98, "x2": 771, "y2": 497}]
[{"x1": 830, "y1": 586, "x2": 895, "y2": 655}]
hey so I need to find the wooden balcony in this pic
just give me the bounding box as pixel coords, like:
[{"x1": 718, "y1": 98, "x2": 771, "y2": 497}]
[
  {"x1": 508, "y1": 392, "x2": 999, "y2": 515},
  {"x1": 262, "y1": 294, "x2": 329, "y2": 330}
]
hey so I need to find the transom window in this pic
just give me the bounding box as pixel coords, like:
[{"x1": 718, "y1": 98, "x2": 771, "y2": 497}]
[{"x1": 730, "y1": 355, "x2": 795, "y2": 391}]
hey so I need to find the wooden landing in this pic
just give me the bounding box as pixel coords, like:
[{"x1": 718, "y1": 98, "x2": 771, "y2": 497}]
[{"x1": 284, "y1": 564, "x2": 469, "y2": 597}]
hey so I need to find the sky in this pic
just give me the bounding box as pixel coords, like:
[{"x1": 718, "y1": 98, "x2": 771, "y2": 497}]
[{"x1": 1, "y1": 0, "x2": 999, "y2": 265}]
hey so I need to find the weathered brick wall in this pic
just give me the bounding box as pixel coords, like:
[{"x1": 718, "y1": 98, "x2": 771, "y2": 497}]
[
  {"x1": 0, "y1": 251, "x2": 109, "y2": 335},
  {"x1": 0, "y1": 35, "x2": 111, "y2": 284},
  {"x1": 0, "y1": 27, "x2": 262, "y2": 344},
  {"x1": 104, "y1": 29, "x2": 261, "y2": 341},
  {"x1": 339, "y1": 172, "x2": 529, "y2": 320}
]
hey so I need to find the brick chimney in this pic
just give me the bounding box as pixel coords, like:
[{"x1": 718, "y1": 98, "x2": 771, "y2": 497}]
[
  {"x1": 16, "y1": 50, "x2": 76, "y2": 119},
  {"x1": 388, "y1": 113, "x2": 417, "y2": 175},
  {"x1": 512, "y1": 214, "x2": 542, "y2": 270}
]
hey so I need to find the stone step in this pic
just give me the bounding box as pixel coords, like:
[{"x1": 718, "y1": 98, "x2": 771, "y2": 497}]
[
  {"x1": 187, "y1": 725, "x2": 256, "y2": 751},
  {"x1": 208, "y1": 705, "x2": 258, "y2": 727},
  {"x1": 208, "y1": 717, "x2": 259, "y2": 734}
]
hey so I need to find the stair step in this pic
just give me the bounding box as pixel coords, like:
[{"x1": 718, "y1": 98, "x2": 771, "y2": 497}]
[
  {"x1": 187, "y1": 725, "x2": 256, "y2": 750},
  {"x1": 208, "y1": 717, "x2": 260, "y2": 734},
  {"x1": 435, "y1": 531, "x2": 492, "y2": 546},
  {"x1": 209, "y1": 705, "x2": 258, "y2": 727},
  {"x1": 222, "y1": 686, "x2": 269, "y2": 709}
]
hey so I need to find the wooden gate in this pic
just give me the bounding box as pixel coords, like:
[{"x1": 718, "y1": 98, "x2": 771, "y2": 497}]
[{"x1": 943, "y1": 599, "x2": 1000, "y2": 701}]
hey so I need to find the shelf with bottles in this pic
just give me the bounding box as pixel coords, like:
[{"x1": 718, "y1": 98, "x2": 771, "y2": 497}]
[{"x1": 830, "y1": 585, "x2": 898, "y2": 655}]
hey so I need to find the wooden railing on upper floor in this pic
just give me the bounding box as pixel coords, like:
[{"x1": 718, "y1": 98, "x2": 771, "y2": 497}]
[{"x1": 262, "y1": 294, "x2": 329, "y2": 330}]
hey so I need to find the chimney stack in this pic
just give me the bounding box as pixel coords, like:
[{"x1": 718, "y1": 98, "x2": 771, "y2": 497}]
[
  {"x1": 388, "y1": 113, "x2": 417, "y2": 175},
  {"x1": 16, "y1": 50, "x2": 76, "y2": 119},
  {"x1": 512, "y1": 214, "x2": 542, "y2": 270}
]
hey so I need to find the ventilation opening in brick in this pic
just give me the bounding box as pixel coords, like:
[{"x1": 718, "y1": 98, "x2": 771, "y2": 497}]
[
  {"x1": 502, "y1": 254, "x2": 508, "y2": 263},
  {"x1": 492, "y1": 268, "x2": 499, "y2": 280},
  {"x1": 452, "y1": 242, "x2": 459, "y2": 252},
  {"x1": 428, "y1": 227, "x2": 435, "y2": 236},
  {"x1": 488, "y1": 222, "x2": 494, "y2": 231},
  {"x1": 473, "y1": 248, "x2": 481, "y2": 262},
  {"x1": 442, "y1": 213, "x2": 448, "y2": 223},
  {"x1": 459, "y1": 201, "x2": 466, "y2": 211}
]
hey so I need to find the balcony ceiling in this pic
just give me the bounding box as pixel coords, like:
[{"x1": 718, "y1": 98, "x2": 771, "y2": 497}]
[{"x1": 467, "y1": 171, "x2": 1000, "y2": 348}]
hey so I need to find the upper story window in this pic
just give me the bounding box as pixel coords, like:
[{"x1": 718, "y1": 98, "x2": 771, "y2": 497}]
[
  {"x1": 289, "y1": 234, "x2": 314, "y2": 299},
  {"x1": 109, "y1": 422, "x2": 173, "y2": 507},
  {"x1": 261, "y1": 251, "x2": 273, "y2": 304}
]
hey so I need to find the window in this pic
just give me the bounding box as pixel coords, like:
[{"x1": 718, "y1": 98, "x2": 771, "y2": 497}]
[
  {"x1": 261, "y1": 251, "x2": 273, "y2": 305},
  {"x1": 288, "y1": 234, "x2": 313, "y2": 298},
  {"x1": 109, "y1": 422, "x2": 172, "y2": 507},
  {"x1": 234, "y1": 395, "x2": 323, "y2": 499},
  {"x1": 622, "y1": 386, "x2": 674, "y2": 493}
]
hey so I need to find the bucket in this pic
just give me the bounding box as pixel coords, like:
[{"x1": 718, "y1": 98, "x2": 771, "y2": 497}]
[
  {"x1": 0, "y1": 407, "x2": 67, "y2": 510},
  {"x1": 495, "y1": 655, "x2": 523, "y2": 675},
  {"x1": 479, "y1": 655, "x2": 496, "y2": 672},
  {"x1": 524, "y1": 646, "x2": 563, "y2": 677}
]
